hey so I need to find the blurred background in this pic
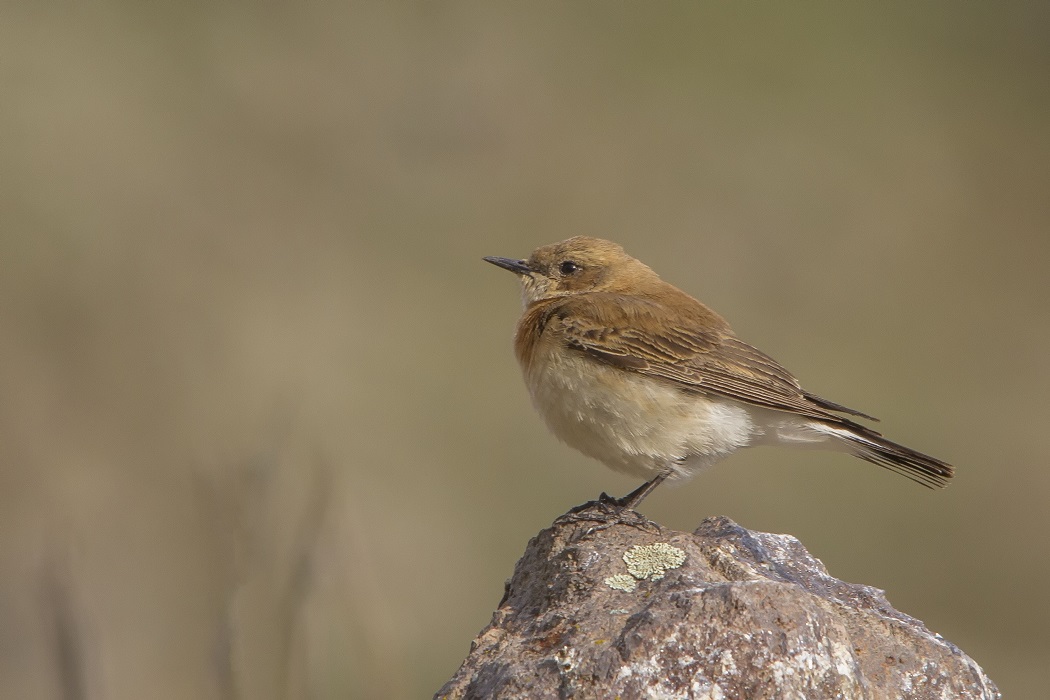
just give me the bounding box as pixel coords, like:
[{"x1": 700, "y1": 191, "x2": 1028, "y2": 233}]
[{"x1": 2, "y1": 3, "x2": 1047, "y2": 698}]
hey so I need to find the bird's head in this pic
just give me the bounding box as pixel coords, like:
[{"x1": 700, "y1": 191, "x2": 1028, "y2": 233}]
[{"x1": 484, "y1": 236, "x2": 660, "y2": 306}]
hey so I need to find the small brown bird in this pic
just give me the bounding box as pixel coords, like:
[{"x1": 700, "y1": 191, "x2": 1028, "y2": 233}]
[{"x1": 484, "y1": 237, "x2": 953, "y2": 509}]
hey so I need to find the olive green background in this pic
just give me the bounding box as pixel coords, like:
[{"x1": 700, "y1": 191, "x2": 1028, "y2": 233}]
[{"x1": 2, "y1": 3, "x2": 1047, "y2": 698}]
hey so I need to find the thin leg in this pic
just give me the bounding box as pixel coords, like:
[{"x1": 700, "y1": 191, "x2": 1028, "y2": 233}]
[
  {"x1": 554, "y1": 469, "x2": 672, "y2": 536},
  {"x1": 617, "y1": 470, "x2": 671, "y2": 510}
]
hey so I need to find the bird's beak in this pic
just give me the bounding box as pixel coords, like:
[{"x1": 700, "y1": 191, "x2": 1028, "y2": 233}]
[{"x1": 483, "y1": 256, "x2": 532, "y2": 275}]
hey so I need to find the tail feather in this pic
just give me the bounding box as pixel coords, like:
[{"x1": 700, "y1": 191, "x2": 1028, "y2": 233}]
[{"x1": 819, "y1": 423, "x2": 954, "y2": 489}]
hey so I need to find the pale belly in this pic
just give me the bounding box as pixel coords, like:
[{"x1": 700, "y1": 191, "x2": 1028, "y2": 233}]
[{"x1": 524, "y1": 350, "x2": 759, "y2": 480}]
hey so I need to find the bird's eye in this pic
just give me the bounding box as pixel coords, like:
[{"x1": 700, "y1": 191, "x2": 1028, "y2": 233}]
[{"x1": 559, "y1": 260, "x2": 580, "y2": 275}]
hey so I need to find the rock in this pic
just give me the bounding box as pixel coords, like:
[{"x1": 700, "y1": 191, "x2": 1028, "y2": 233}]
[{"x1": 436, "y1": 503, "x2": 999, "y2": 700}]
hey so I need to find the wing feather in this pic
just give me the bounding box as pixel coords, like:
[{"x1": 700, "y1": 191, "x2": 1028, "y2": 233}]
[{"x1": 549, "y1": 293, "x2": 877, "y2": 427}]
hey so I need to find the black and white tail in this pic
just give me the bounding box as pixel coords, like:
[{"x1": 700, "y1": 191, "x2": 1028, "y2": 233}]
[{"x1": 817, "y1": 422, "x2": 954, "y2": 489}]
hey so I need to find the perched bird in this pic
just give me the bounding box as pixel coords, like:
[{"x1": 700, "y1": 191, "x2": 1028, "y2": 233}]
[{"x1": 484, "y1": 236, "x2": 953, "y2": 509}]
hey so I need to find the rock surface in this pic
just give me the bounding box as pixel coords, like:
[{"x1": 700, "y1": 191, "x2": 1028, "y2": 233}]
[{"x1": 436, "y1": 503, "x2": 999, "y2": 700}]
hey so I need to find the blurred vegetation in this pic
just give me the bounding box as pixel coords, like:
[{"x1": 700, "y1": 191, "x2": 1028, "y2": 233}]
[{"x1": 1, "y1": 3, "x2": 1047, "y2": 698}]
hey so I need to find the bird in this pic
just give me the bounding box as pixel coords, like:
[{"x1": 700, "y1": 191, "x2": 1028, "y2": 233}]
[{"x1": 483, "y1": 236, "x2": 953, "y2": 509}]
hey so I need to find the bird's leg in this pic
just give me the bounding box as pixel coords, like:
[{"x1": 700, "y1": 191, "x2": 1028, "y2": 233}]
[
  {"x1": 555, "y1": 470, "x2": 672, "y2": 537},
  {"x1": 556, "y1": 501, "x2": 656, "y2": 537},
  {"x1": 615, "y1": 470, "x2": 671, "y2": 510}
]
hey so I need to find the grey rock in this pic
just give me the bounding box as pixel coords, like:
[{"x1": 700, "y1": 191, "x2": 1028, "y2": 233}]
[{"x1": 436, "y1": 503, "x2": 999, "y2": 700}]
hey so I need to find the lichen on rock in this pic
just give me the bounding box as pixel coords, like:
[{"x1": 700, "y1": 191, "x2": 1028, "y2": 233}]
[{"x1": 436, "y1": 505, "x2": 1000, "y2": 700}]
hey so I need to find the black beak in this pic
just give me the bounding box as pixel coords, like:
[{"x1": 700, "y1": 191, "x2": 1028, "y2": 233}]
[{"x1": 483, "y1": 256, "x2": 532, "y2": 275}]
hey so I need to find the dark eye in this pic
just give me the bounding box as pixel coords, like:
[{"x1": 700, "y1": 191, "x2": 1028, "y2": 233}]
[{"x1": 559, "y1": 260, "x2": 580, "y2": 275}]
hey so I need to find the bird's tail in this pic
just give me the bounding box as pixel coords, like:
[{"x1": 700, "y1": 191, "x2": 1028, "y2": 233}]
[{"x1": 817, "y1": 422, "x2": 954, "y2": 489}]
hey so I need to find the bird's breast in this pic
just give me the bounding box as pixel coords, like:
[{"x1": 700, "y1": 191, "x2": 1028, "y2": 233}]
[{"x1": 516, "y1": 326, "x2": 756, "y2": 480}]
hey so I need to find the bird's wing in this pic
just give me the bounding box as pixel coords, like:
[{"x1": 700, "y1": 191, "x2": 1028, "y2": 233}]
[{"x1": 549, "y1": 293, "x2": 879, "y2": 427}]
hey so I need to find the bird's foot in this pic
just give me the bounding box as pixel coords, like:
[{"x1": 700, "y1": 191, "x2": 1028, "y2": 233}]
[{"x1": 555, "y1": 494, "x2": 659, "y2": 538}]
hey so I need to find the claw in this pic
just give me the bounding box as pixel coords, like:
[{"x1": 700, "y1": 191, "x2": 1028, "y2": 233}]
[{"x1": 555, "y1": 499, "x2": 660, "y2": 540}]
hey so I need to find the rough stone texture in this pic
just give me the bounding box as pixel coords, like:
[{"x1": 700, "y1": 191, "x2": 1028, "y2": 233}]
[{"x1": 436, "y1": 503, "x2": 999, "y2": 700}]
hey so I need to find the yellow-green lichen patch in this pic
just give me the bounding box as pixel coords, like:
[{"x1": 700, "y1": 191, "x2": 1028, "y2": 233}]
[
  {"x1": 623, "y1": 542, "x2": 686, "y2": 581},
  {"x1": 604, "y1": 574, "x2": 638, "y2": 592}
]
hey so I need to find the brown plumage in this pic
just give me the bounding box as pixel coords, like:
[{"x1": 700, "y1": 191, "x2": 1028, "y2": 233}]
[{"x1": 485, "y1": 236, "x2": 953, "y2": 507}]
